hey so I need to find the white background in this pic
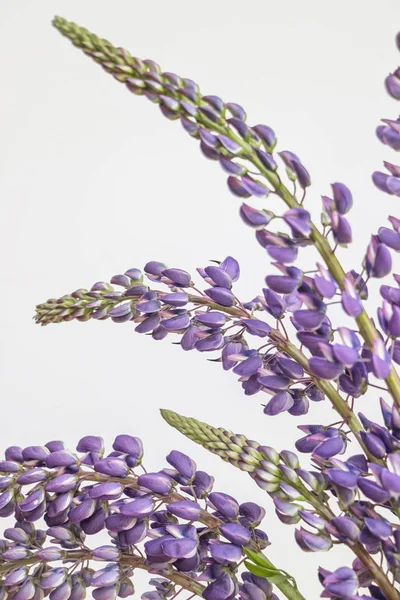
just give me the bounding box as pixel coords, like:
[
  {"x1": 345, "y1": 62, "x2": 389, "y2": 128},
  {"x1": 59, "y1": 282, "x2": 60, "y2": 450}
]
[{"x1": 1, "y1": 1, "x2": 400, "y2": 596}]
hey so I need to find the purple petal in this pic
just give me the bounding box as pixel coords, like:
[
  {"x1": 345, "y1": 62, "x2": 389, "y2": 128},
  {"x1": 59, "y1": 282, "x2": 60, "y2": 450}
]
[
  {"x1": 227, "y1": 176, "x2": 251, "y2": 198},
  {"x1": 161, "y1": 313, "x2": 190, "y2": 331},
  {"x1": 218, "y1": 134, "x2": 242, "y2": 154},
  {"x1": 357, "y1": 477, "x2": 389, "y2": 502},
  {"x1": 209, "y1": 542, "x2": 242, "y2": 564},
  {"x1": 240, "y1": 203, "x2": 271, "y2": 228},
  {"x1": 94, "y1": 458, "x2": 128, "y2": 478},
  {"x1": 167, "y1": 500, "x2": 201, "y2": 520},
  {"x1": 313, "y1": 436, "x2": 344, "y2": 458},
  {"x1": 219, "y1": 523, "x2": 251, "y2": 546},
  {"x1": 331, "y1": 182, "x2": 353, "y2": 214},
  {"x1": 233, "y1": 355, "x2": 262, "y2": 377},
  {"x1": 265, "y1": 275, "x2": 299, "y2": 294},
  {"x1": 195, "y1": 333, "x2": 224, "y2": 352},
  {"x1": 137, "y1": 472, "x2": 172, "y2": 495},
  {"x1": 204, "y1": 287, "x2": 235, "y2": 307},
  {"x1": 241, "y1": 176, "x2": 269, "y2": 197},
  {"x1": 208, "y1": 492, "x2": 239, "y2": 519},
  {"x1": 181, "y1": 325, "x2": 201, "y2": 351},
  {"x1": 121, "y1": 496, "x2": 155, "y2": 518},
  {"x1": 135, "y1": 314, "x2": 160, "y2": 334},
  {"x1": 364, "y1": 517, "x2": 392, "y2": 540},
  {"x1": 166, "y1": 450, "x2": 196, "y2": 479},
  {"x1": 332, "y1": 344, "x2": 359, "y2": 366},
  {"x1": 371, "y1": 338, "x2": 391, "y2": 380},
  {"x1": 293, "y1": 309, "x2": 325, "y2": 330},
  {"x1": 309, "y1": 357, "x2": 343, "y2": 379},
  {"x1": 220, "y1": 256, "x2": 240, "y2": 281},
  {"x1": 160, "y1": 293, "x2": 189, "y2": 307},
  {"x1": 258, "y1": 375, "x2": 291, "y2": 392},
  {"x1": 385, "y1": 73, "x2": 400, "y2": 100},
  {"x1": 277, "y1": 357, "x2": 304, "y2": 379},
  {"x1": 378, "y1": 227, "x2": 400, "y2": 251},
  {"x1": 327, "y1": 469, "x2": 357, "y2": 488},
  {"x1": 76, "y1": 435, "x2": 104, "y2": 452},
  {"x1": 241, "y1": 318, "x2": 271, "y2": 337},
  {"x1": 204, "y1": 266, "x2": 232, "y2": 289},
  {"x1": 263, "y1": 392, "x2": 294, "y2": 416},
  {"x1": 195, "y1": 311, "x2": 227, "y2": 327},
  {"x1": 373, "y1": 171, "x2": 392, "y2": 193}
]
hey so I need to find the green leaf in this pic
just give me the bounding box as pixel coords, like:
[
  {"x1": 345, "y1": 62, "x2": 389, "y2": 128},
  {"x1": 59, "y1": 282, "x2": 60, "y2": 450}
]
[
  {"x1": 244, "y1": 548, "x2": 274, "y2": 568},
  {"x1": 244, "y1": 561, "x2": 279, "y2": 578},
  {"x1": 244, "y1": 561, "x2": 272, "y2": 578},
  {"x1": 267, "y1": 573, "x2": 289, "y2": 585},
  {"x1": 244, "y1": 562, "x2": 289, "y2": 586}
]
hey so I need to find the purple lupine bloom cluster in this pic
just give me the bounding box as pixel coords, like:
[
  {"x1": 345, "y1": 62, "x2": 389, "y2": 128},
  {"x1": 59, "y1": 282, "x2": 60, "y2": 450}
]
[
  {"x1": 0, "y1": 434, "x2": 280, "y2": 600},
  {"x1": 33, "y1": 247, "x2": 398, "y2": 430},
  {"x1": 162, "y1": 409, "x2": 400, "y2": 600},
  {"x1": 22, "y1": 14, "x2": 400, "y2": 600},
  {"x1": 35, "y1": 256, "x2": 371, "y2": 423}
]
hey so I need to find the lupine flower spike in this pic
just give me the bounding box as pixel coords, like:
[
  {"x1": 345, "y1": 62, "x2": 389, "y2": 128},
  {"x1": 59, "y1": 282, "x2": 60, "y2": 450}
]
[
  {"x1": 27, "y1": 16, "x2": 400, "y2": 600},
  {"x1": 0, "y1": 434, "x2": 302, "y2": 600}
]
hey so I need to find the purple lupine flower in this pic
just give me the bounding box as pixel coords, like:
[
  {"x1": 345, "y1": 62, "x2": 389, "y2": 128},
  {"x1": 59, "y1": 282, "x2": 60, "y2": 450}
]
[
  {"x1": 294, "y1": 527, "x2": 332, "y2": 552},
  {"x1": 283, "y1": 209, "x2": 312, "y2": 238},
  {"x1": 204, "y1": 287, "x2": 236, "y2": 307},
  {"x1": 208, "y1": 492, "x2": 239, "y2": 519},
  {"x1": 314, "y1": 263, "x2": 337, "y2": 299},
  {"x1": 371, "y1": 337, "x2": 391, "y2": 379},
  {"x1": 204, "y1": 266, "x2": 233, "y2": 289},
  {"x1": 365, "y1": 236, "x2": 392, "y2": 278},
  {"x1": 278, "y1": 151, "x2": 311, "y2": 188},
  {"x1": 378, "y1": 225, "x2": 400, "y2": 251},
  {"x1": 137, "y1": 472, "x2": 173, "y2": 495},
  {"x1": 373, "y1": 170, "x2": 393, "y2": 193},
  {"x1": 263, "y1": 391, "x2": 294, "y2": 416},
  {"x1": 385, "y1": 72, "x2": 400, "y2": 99},
  {"x1": 321, "y1": 566, "x2": 358, "y2": 598},
  {"x1": 265, "y1": 271, "x2": 301, "y2": 294},
  {"x1": 331, "y1": 182, "x2": 353, "y2": 214},
  {"x1": 330, "y1": 211, "x2": 352, "y2": 244},
  {"x1": 166, "y1": 451, "x2": 196, "y2": 480},
  {"x1": 327, "y1": 516, "x2": 360, "y2": 542},
  {"x1": 94, "y1": 458, "x2": 129, "y2": 478},
  {"x1": 239, "y1": 203, "x2": 272, "y2": 228},
  {"x1": 341, "y1": 274, "x2": 362, "y2": 317},
  {"x1": 309, "y1": 357, "x2": 343, "y2": 380},
  {"x1": 203, "y1": 574, "x2": 236, "y2": 600}
]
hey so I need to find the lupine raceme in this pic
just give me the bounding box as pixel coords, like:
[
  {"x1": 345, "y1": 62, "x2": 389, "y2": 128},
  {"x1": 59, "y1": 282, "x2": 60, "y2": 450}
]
[{"x1": 4, "y1": 13, "x2": 400, "y2": 600}]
